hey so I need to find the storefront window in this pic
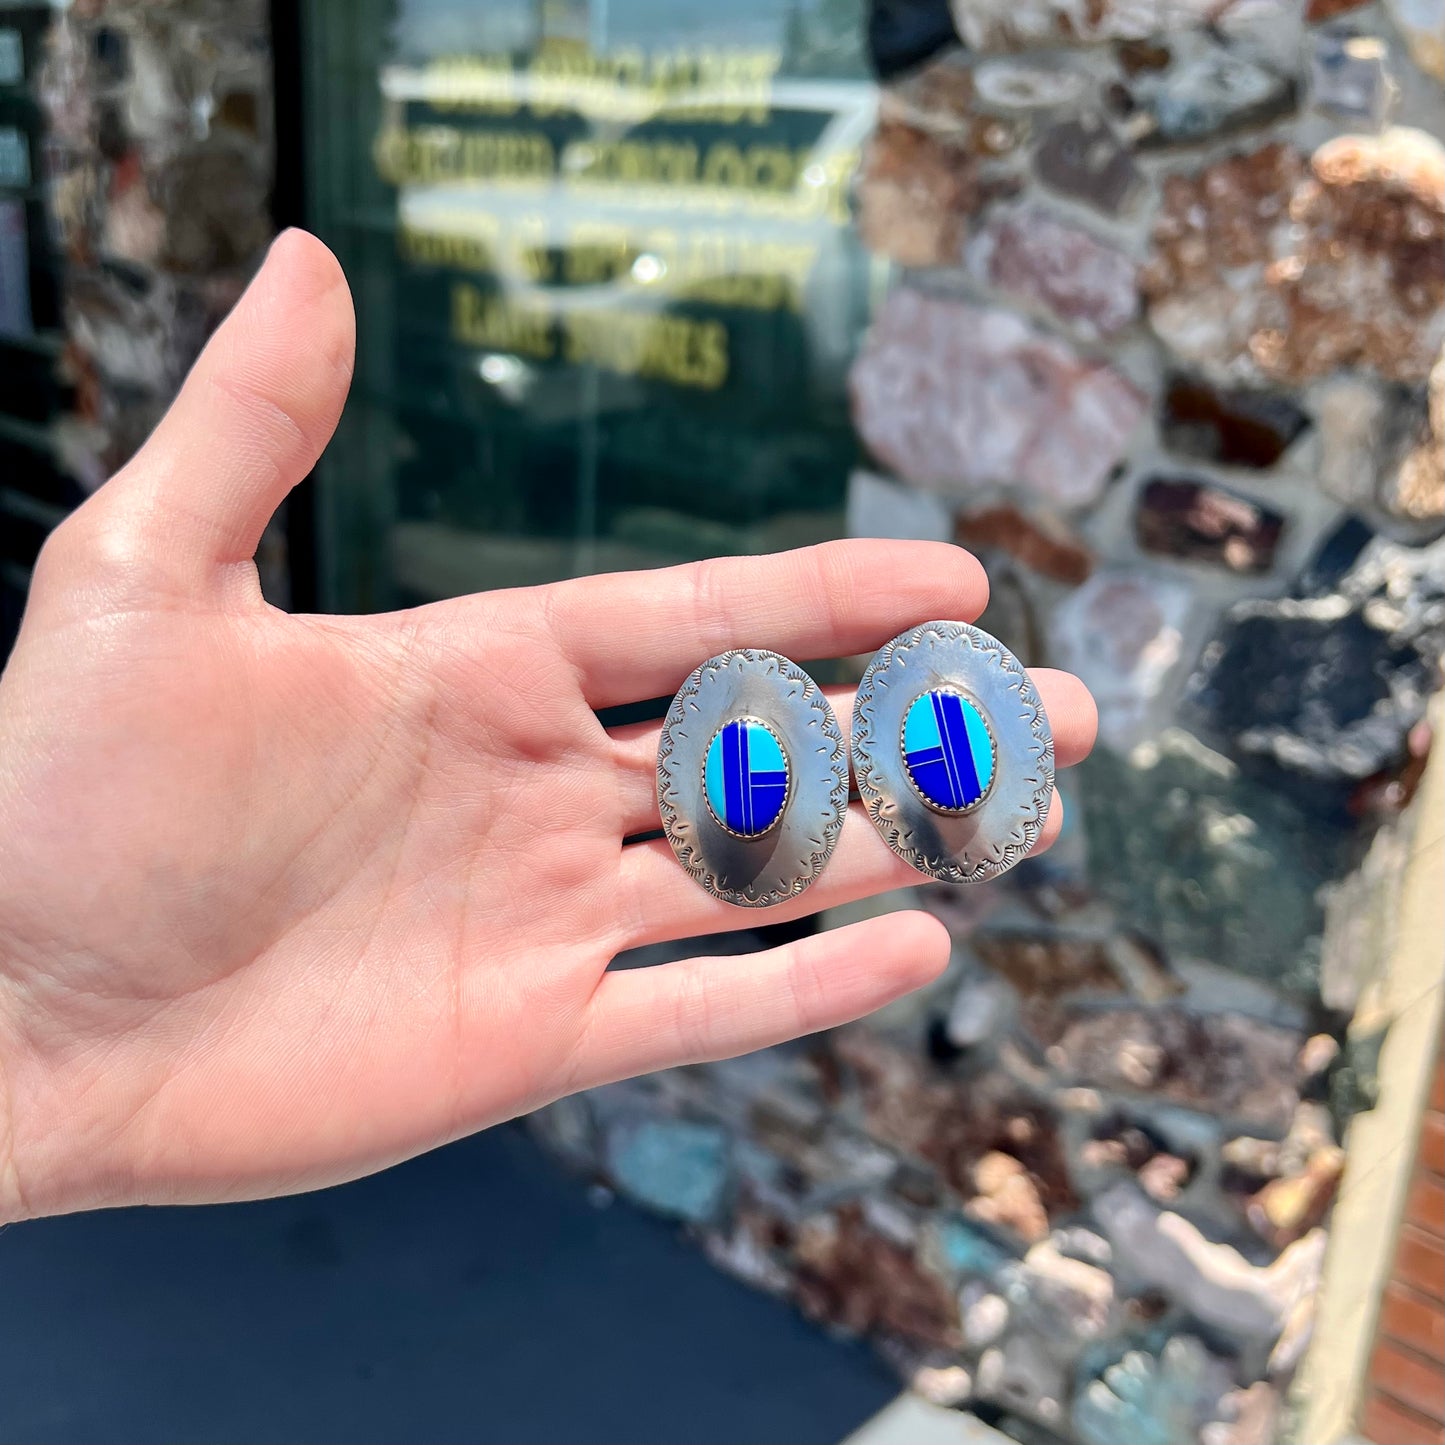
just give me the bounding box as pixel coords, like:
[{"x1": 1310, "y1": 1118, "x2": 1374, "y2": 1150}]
[{"x1": 302, "y1": 0, "x2": 877, "y2": 613}]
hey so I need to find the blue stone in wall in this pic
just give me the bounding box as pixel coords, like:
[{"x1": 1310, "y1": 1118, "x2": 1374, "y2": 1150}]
[
  {"x1": 903, "y1": 690, "x2": 996, "y2": 813},
  {"x1": 704, "y1": 719, "x2": 789, "y2": 837}
]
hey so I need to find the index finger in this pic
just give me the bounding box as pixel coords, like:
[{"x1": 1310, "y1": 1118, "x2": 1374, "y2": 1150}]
[{"x1": 518, "y1": 540, "x2": 990, "y2": 710}]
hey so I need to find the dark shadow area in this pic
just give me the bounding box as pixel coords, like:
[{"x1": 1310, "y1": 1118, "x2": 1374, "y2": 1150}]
[{"x1": 0, "y1": 1122, "x2": 894, "y2": 1445}]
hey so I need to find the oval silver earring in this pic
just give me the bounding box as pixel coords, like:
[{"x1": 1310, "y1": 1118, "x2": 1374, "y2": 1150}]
[
  {"x1": 852, "y1": 621, "x2": 1053, "y2": 883},
  {"x1": 657, "y1": 650, "x2": 848, "y2": 908}
]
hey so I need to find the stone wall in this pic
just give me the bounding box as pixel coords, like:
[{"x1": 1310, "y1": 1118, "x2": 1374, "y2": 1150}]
[
  {"x1": 37, "y1": 0, "x2": 280, "y2": 589},
  {"x1": 531, "y1": 4, "x2": 1445, "y2": 1443}
]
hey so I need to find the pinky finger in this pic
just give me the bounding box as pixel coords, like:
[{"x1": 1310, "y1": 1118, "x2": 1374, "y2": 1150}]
[{"x1": 577, "y1": 911, "x2": 950, "y2": 1086}]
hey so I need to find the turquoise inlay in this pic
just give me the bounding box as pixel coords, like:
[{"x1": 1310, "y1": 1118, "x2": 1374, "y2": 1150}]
[
  {"x1": 704, "y1": 720, "x2": 789, "y2": 835},
  {"x1": 902, "y1": 690, "x2": 994, "y2": 812}
]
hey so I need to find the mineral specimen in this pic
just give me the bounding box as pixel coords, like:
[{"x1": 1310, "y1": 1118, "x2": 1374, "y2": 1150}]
[
  {"x1": 856, "y1": 118, "x2": 977, "y2": 268},
  {"x1": 1134, "y1": 477, "x2": 1285, "y2": 574},
  {"x1": 1034, "y1": 114, "x2": 1143, "y2": 214},
  {"x1": 968, "y1": 203, "x2": 1139, "y2": 339},
  {"x1": 851, "y1": 291, "x2": 1144, "y2": 507},
  {"x1": 1144, "y1": 131, "x2": 1445, "y2": 384}
]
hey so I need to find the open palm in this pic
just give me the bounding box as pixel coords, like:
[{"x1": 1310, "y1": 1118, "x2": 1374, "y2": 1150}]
[{"x1": 0, "y1": 233, "x2": 1096, "y2": 1222}]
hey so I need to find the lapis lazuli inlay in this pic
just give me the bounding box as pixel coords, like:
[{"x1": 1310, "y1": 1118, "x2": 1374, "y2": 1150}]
[
  {"x1": 902, "y1": 689, "x2": 995, "y2": 813},
  {"x1": 704, "y1": 719, "x2": 789, "y2": 836}
]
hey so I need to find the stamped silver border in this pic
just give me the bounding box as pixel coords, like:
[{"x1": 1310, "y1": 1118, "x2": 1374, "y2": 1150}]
[
  {"x1": 658, "y1": 650, "x2": 848, "y2": 908},
  {"x1": 854, "y1": 622, "x2": 1054, "y2": 884},
  {"x1": 899, "y1": 686, "x2": 998, "y2": 817}
]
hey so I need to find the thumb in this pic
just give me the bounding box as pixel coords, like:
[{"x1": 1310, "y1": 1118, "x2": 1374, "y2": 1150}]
[{"x1": 76, "y1": 229, "x2": 355, "y2": 595}]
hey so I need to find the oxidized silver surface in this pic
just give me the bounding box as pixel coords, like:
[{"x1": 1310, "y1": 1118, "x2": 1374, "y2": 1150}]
[
  {"x1": 657, "y1": 650, "x2": 848, "y2": 908},
  {"x1": 853, "y1": 622, "x2": 1054, "y2": 884}
]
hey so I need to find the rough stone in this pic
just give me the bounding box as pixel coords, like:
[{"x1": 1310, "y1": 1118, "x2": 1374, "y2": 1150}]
[
  {"x1": 1161, "y1": 375, "x2": 1310, "y2": 468},
  {"x1": 1386, "y1": 0, "x2": 1445, "y2": 80},
  {"x1": 1095, "y1": 1183, "x2": 1326, "y2": 1344},
  {"x1": 836, "y1": 1031, "x2": 1078, "y2": 1215},
  {"x1": 976, "y1": 1334, "x2": 1068, "y2": 1430},
  {"x1": 1139, "y1": 1152, "x2": 1193, "y2": 1203},
  {"x1": 604, "y1": 1118, "x2": 731, "y2": 1223},
  {"x1": 849, "y1": 291, "x2": 1146, "y2": 507},
  {"x1": 1389, "y1": 346, "x2": 1445, "y2": 522},
  {"x1": 974, "y1": 931, "x2": 1124, "y2": 998},
  {"x1": 960, "y1": 1281, "x2": 1011, "y2": 1346},
  {"x1": 1014, "y1": 1238, "x2": 1116, "y2": 1339},
  {"x1": 944, "y1": 974, "x2": 1011, "y2": 1048},
  {"x1": 1050, "y1": 570, "x2": 1193, "y2": 748},
  {"x1": 1033, "y1": 1007, "x2": 1303, "y2": 1130},
  {"x1": 933, "y1": 1215, "x2": 1016, "y2": 1277},
  {"x1": 973, "y1": 58, "x2": 1089, "y2": 111},
  {"x1": 1034, "y1": 114, "x2": 1143, "y2": 214},
  {"x1": 968, "y1": 203, "x2": 1139, "y2": 340},
  {"x1": 1133, "y1": 49, "x2": 1295, "y2": 146},
  {"x1": 1247, "y1": 1145, "x2": 1345, "y2": 1247},
  {"x1": 1201, "y1": 1383, "x2": 1282, "y2": 1445},
  {"x1": 1078, "y1": 730, "x2": 1348, "y2": 994},
  {"x1": 910, "y1": 1364, "x2": 974, "y2": 1407},
  {"x1": 795, "y1": 1205, "x2": 963, "y2": 1350},
  {"x1": 1134, "y1": 477, "x2": 1285, "y2": 574},
  {"x1": 1144, "y1": 132, "x2": 1445, "y2": 385},
  {"x1": 1188, "y1": 596, "x2": 1437, "y2": 785},
  {"x1": 702, "y1": 1208, "x2": 793, "y2": 1296},
  {"x1": 949, "y1": 0, "x2": 1281, "y2": 51},
  {"x1": 967, "y1": 1151, "x2": 1052, "y2": 1244},
  {"x1": 857, "y1": 118, "x2": 977, "y2": 268},
  {"x1": 1074, "y1": 1336, "x2": 1236, "y2": 1445},
  {"x1": 954, "y1": 505, "x2": 1094, "y2": 586},
  {"x1": 1309, "y1": 33, "x2": 1397, "y2": 127}
]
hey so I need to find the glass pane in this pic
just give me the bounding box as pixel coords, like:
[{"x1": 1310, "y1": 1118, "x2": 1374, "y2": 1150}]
[{"x1": 303, "y1": 0, "x2": 875, "y2": 614}]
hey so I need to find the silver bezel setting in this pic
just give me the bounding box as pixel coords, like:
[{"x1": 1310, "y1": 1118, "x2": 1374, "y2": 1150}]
[
  {"x1": 854, "y1": 622, "x2": 1054, "y2": 884},
  {"x1": 658, "y1": 650, "x2": 848, "y2": 908}
]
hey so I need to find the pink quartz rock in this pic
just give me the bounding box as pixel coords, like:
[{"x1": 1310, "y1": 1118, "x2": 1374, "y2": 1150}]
[
  {"x1": 970, "y1": 203, "x2": 1140, "y2": 340},
  {"x1": 849, "y1": 290, "x2": 1146, "y2": 508}
]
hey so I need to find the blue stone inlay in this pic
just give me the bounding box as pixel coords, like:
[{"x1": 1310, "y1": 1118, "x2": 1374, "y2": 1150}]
[
  {"x1": 704, "y1": 719, "x2": 789, "y2": 836},
  {"x1": 903, "y1": 690, "x2": 995, "y2": 812}
]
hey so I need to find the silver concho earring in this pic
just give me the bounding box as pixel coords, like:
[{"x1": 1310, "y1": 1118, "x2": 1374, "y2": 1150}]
[
  {"x1": 852, "y1": 622, "x2": 1053, "y2": 883},
  {"x1": 657, "y1": 650, "x2": 849, "y2": 907}
]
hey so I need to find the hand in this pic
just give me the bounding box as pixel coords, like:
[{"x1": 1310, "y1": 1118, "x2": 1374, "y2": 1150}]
[{"x1": 0, "y1": 232, "x2": 1097, "y2": 1222}]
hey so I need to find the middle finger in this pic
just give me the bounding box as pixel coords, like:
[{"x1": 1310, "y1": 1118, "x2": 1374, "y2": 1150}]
[{"x1": 609, "y1": 668, "x2": 1097, "y2": 839}]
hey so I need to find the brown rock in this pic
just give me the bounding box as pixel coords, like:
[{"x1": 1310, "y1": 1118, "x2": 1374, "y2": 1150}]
[
  {"x1": 1248, "y1": 1146, "x2": 1346, "y2": 1247},
  {"x1": 1306, "y1": 0, "x2": 1370, "y2": 17},
  {"x1": 968, "y1": 1150, "x2": 1051, "y2": 1246},
  {"x1": 857, "y1": 119, "x2": 978, "y2": 268},
  {"x1": 969, "y1": 203, "x2": 1139, "y2": 340},
  {"x1": 1139, "y1": 1152, "x2": 1193, "y2": 1203},
  {"x1": 974, "y1": 933, "x2": 1123, "y2": 997},
  {"x1": 1389, "y1": 346, "x2": 1444, "y2": 521},
  {"x1": 1145, "y1": 132, "x2": 1445, "y2": 384},
  {"x1": 1161, "y1": 376, "x2": 1310, "y2": 469},
  {"x1": 849, "y1": 291, "x2": 1146, "y2": 507},
  {"x1": 835, "y1": 1031, "x2": 1077, "y2": 1214},
  {"x1": 1134, "y1": 477, "x2": 1285, "y2": 574},
  {"x1": 956, "y1": 506, "x2": 1094, "y2": 584},
  {"x1": 1033, "y1": 1008, "x2": 1303, "y2": 1131},
  {"x1": 794, "y1": 1205, "x2": 963, "y2": 1350},
  {"x1": 1034, "y1": 114, "x2": 1142, "y2": 215}
]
